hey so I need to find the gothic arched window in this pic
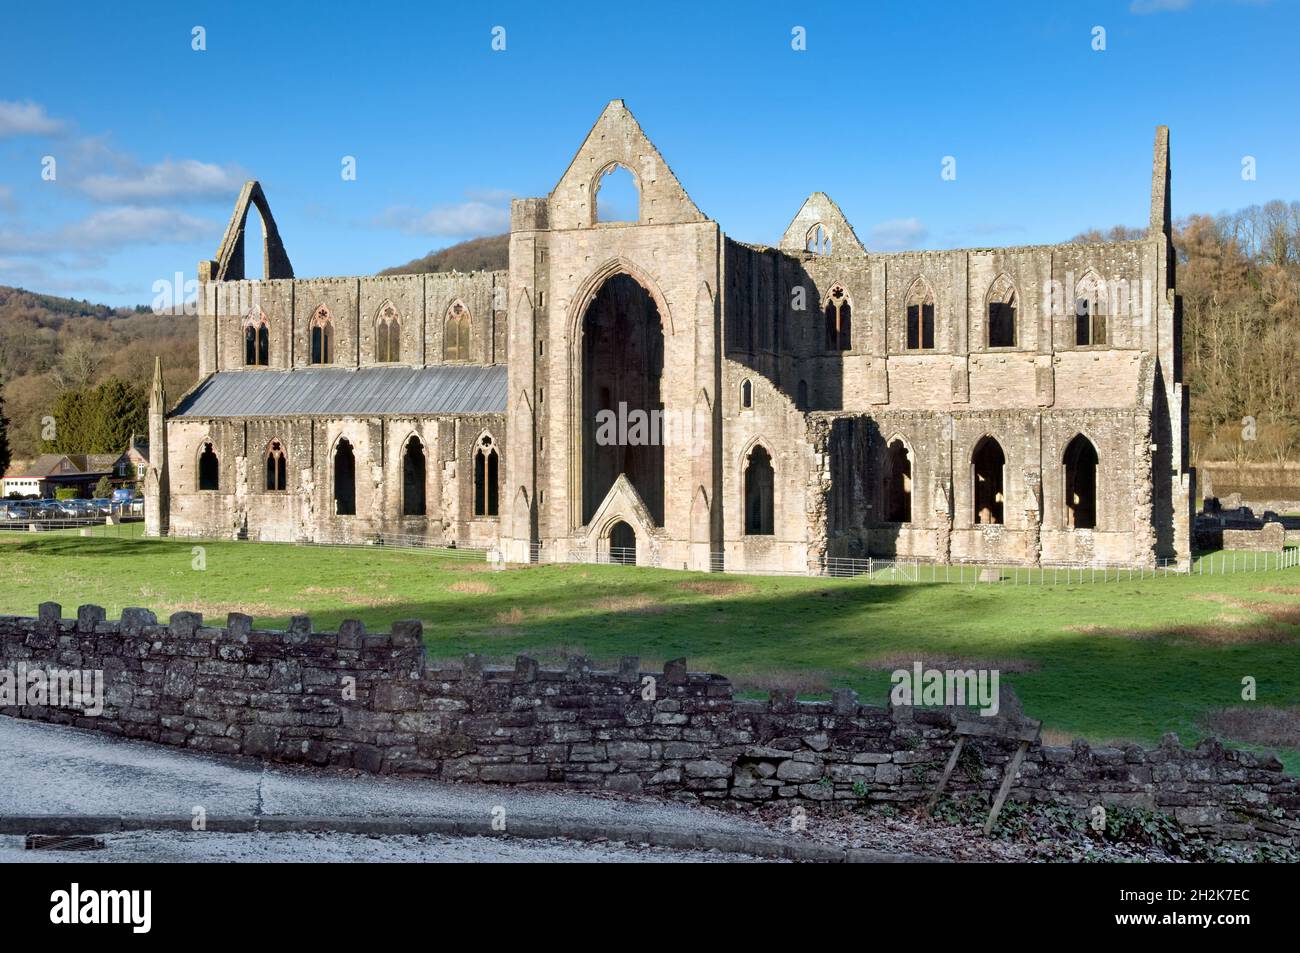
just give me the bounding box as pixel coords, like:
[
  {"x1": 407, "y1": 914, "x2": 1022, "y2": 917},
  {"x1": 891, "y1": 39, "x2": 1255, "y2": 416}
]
[
  {"x1": 265, "y1": 440, "x2": 287, "y2": 491},
  {"x1": 243, "y1": 311, "x2": 269, "y2": 366},
  {"x1": 906, "y1": 278, "x2": 936, "y2": 350},
  {"x1": 986, "y1": 275, "x2": 1017, "y2": 348},
  {"x1": 473, "y1": 434, "x2": 499, "y2": 517},
  {"x1": 310, "y1": 306, "x2": 335, "y2": 365},
  {"x1": 376, "y1": 302, "x2": 401, "y2": 363},
  {"x1": 824, "y1": 284, "x2": 851, "y2": 351},
  {"x1": 444, "y1": 301, "x2": 471, "y2": 363}
]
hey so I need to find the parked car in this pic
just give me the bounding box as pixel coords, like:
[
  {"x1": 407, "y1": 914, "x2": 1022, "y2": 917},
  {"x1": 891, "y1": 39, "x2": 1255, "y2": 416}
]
[{"x1": 0, "y1": 502, "x2": 32, "y2": 521}]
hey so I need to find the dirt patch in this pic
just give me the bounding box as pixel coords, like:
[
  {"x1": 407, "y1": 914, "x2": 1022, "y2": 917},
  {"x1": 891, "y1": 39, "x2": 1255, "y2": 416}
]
[
  {"x1": 155, "y1": 600, "x2": 308, "y2": 619},
  {"x1": 678, "y1": 580, "x2": 757, "y2": 597},
  {"x1": 1038, "y1": 727, "x2": 1141, "y2": 748},
  {"x1": 1064, "y1": 595, "x2": 1300, "y2": 644},
  {"x1": 1200, "y1": 706, "x2": 1300, "y2": 750},
  {"x1": 448, "y1": 580, "x2": 493, "y2": 595},
  {"x1": 862, "y1": 653, "x2": 1040, "y2": 674},
  {"x1": 591, "y1": 594, "x2": 667, "y2": 615},
  {"x1": 729, "y1": 668, "x2": 836, "y2": 696},
  {"x1": 494, "y1": 607, "x2": 526, "y2": 625}
]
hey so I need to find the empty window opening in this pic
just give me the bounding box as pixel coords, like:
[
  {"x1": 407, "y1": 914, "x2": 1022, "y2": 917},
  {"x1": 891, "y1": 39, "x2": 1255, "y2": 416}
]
[
  {"x1": 376, "y1": 303, "x2": 401, "y2": 362},
  {"x1": 883, "y1": 439, "x2": 912, "y2": 523},
  {"x1": 310, "y1": 307, "x2": 334, "y2": 365},
  {"x1": 243, "y1": 313, "x2": 269, "y2": 366},
  {"x1": 1064, "y1": 434, "x2": 1099, "y2": 529},
  {"x1": 265, "y1": 440, "x2": 286, "y2": 492},
  {"x1": 609, "y1": 520, "x2": 636, "y2": 565},
  {"x1": 797, "y1": 379, "x2": 808, "y2": 409},
  {"x1": 740, "y1": 379, "x2": 753, "y2": 410},
  {"x1": 806, "y1": 223, "x2": 832, "y2": 256},
  {"x1": 402, "y1": 435, "x2": 426, "y2": 516},
  {"x1": 581, "y1": 273, "x2": 664, "y2": 526},
  {"x1": 444, "y1": 301, "x2": 471, "y2": 362},
  {"x1": 987, "y1": 276, "x2": 1017, "y2": 348},
  {"x1": 906, "y1": 281, "x2": 936, "y2": 350},
  {"x1": 744, "y1": 445, "x2": 775, "y2": 536},
  {"x1": 242, "y1": 205, "x2": 267, "y2": 281},
  {"x1": 1074, "y1": 275, "x2": 1107, "y2": 346},
  {"x1": 474, "y1": 434, "x2": 499, "y2": 517},
  {"x1": 824, "y1": 285, "x2": 851, "y2": 351},
  {"x1": 595, "y1": 163, "x2": 639, "y2": 223},
  {"x1": 972, "y1": 437, "x2": 1005, "y2": 525},
  {"x1": 198, "y1": 442, "x2": 219, "y2": 491},
  {"x1": 333, "y1": 437, "x2": 356, "y2": 516}
]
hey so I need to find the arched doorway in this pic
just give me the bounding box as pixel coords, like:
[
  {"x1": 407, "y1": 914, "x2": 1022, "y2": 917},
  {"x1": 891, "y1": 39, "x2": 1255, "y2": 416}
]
[
  {"x1": 609, "y1": 520, "x2": 636, "y2": 565},
  {"x1": 883, "y1": 438, "x2": 912, "y2": 523},
  {"x1": 334, "y1": 438, "x2": 356, "y2": 516},
  {"x1": 1063, "y1": 434, "x2": 1099, "y2": 529},
  {"x1": 972, "y1": 437, "x2": 1005, "y2": 525},
  {"x1": 581, "y1": 273, "x2": 664, "y2": 526},
  {"x1": 743, "y1": 445, "x2": 774, "y2": 535},
  {"x1": 402, "y1": 436, "x2": 426, "y2": 516}
]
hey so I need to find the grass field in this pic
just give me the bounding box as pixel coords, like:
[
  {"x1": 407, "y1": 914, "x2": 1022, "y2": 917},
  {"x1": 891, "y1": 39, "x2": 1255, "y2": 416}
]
[{"x1": 3, "y1": 529, "x2": 1298, "y2": 772}]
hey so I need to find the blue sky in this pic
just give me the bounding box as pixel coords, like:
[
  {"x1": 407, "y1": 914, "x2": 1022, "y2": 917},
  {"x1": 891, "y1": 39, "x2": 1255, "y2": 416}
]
[{"x1": 0, "y1": 0, "x2": 1296, "y2": 305}]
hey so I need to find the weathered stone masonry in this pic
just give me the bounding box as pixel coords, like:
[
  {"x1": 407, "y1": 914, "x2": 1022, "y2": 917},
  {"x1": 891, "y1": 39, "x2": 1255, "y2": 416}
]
[{"x1": 4, "y1": 606, "x2": 1296, "y2": 848}]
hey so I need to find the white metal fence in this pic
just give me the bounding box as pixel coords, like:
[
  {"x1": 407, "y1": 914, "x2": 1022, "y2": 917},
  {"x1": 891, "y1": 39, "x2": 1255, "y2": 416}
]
[{"x1": 56, "y1": 523, "x2": 1300, "y2": 584}]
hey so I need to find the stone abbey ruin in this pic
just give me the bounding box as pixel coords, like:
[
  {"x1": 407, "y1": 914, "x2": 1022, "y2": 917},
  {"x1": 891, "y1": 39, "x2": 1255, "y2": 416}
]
[{"x1": 146, "y1": 101, "x2": 1193, "y2": 572}]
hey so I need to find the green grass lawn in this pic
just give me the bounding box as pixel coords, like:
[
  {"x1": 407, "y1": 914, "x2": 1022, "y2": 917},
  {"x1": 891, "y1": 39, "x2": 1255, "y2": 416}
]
[{"x1": 3, "y1": 530, "x2": 1298, "y2": 772}]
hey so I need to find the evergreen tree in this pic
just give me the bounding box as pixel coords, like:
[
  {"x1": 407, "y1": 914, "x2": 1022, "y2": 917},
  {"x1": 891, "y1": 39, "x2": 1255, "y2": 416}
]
[{"x1": 44, "y1": 377, "x2": 147, "y2": 454}]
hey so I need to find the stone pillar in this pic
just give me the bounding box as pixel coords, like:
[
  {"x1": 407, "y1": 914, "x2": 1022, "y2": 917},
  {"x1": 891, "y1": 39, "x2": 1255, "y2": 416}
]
[{"x1": 144, "y1": 356, "x2": 169, "y2": 538}]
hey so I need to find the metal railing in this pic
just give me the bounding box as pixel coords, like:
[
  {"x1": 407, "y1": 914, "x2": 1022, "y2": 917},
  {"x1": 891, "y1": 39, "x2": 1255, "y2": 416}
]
[{"x1": 159, "y1": 525, "x2": 489, "y2": 561}]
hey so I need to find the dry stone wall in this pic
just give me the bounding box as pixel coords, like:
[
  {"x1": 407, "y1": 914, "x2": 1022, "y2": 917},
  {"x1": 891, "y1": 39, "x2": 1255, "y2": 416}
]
[{"x1": 3, "y1": 605, "x2": 1296, "y2": 848}]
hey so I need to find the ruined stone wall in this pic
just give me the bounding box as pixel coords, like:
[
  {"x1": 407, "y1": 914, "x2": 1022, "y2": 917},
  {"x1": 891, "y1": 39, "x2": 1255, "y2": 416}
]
[
  {"x1": 200, "y1": 271, "x2": 506, "y2": 374},
  {"x1": 165, "y1": 412, "x2": 504, "y2": 545},
  {"x1": 4, "y1": 606, "x2": 1296, "y2": 848}
]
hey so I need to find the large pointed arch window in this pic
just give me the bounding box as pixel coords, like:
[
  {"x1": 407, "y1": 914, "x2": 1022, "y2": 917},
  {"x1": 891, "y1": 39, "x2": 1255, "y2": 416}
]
[
  {"x1": 265, "y1": 440, "x2": 287, "y2": 492},
  {"x1": 444, "y1": 301, "x2": 471, "y2": 363},
  {"x1": 310, "y1": 306, "x2": 335, "y2": 365},
  {"x1": 376, "y1": 302, "x2": 401, "y2": 363},
  {"x1": 906, "y1": 279, "x2": 936, "y2": 350},
  {"x1": 824, "y1": 284, "x2": 852, "y2": 351},
  {"x1": 473, "y1": 434, "x2": 499, "y2": 517}
]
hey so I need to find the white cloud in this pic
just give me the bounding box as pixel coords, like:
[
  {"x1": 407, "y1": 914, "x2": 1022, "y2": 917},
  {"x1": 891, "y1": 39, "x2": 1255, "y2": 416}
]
[
  {"x1": 0, "y1": 100, "x2": 66, "y2": 138},
  {"x1": 376, "y1": 199, "x2": 510, "y2": 237},
  {"x1": 0, "y1": 207, "x2": 220, "y2": 255},
  {"x1": 868, "y1": 218, "x2": 928, "y2": 251},
  {"x1": 62, "y1": 207, "x2": 218, "y2": 246},
  {"x1": 80, "y1": 158, "x2": 248, "y2": 203}
]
